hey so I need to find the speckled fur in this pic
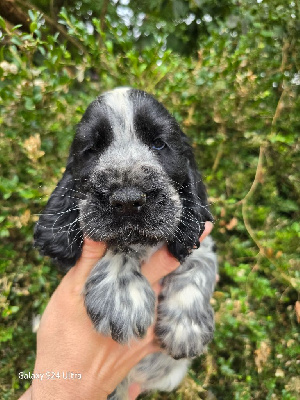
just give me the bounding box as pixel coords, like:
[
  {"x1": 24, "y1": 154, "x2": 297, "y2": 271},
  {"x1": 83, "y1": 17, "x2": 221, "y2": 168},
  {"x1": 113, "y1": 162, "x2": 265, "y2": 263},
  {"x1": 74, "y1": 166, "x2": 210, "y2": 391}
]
[
  {"x1": 106, "y1": 237, "x2": 217, "y2": 399},
  {"x1": 84, "y1": 247, "x2": 156, "y2": 343},
  {"x1": 155, "y1": 236, "x2": 217, "y2": 359}
]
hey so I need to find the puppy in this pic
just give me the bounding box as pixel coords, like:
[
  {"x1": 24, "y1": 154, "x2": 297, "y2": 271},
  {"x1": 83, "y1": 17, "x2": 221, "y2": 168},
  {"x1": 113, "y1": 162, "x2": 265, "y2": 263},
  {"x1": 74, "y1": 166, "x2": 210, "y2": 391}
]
[{"x1": 34, "y1": 88, "x2": 217, "y2": 398}]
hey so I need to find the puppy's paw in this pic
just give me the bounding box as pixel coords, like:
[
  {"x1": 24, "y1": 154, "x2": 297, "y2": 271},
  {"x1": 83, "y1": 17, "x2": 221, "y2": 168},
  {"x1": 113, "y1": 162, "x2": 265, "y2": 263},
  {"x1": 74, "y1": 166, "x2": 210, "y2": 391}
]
[
  {"x1": 155, "y1": 295, "x2": 214, "y2": 359},
  {"x1": 155, "y1": 314, "x2": 214, "y2": 359},
  {"x1": 84, "y1": 265, "x2": 155, "y2": 343}
]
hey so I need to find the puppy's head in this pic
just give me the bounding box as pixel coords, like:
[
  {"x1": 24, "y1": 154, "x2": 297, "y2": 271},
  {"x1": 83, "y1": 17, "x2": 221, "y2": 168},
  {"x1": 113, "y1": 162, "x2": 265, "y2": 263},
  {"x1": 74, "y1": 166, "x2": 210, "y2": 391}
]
[{"x1": 34, "y1": 88, "x2": 212, "y2": 270}]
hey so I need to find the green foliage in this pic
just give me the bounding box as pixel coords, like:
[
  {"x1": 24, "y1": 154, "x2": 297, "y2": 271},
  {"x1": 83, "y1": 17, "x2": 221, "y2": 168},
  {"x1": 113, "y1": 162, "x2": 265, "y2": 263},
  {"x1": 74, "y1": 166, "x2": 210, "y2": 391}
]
[{"x1": 0, "y1": 1, "x2": 299, "y2": 399}]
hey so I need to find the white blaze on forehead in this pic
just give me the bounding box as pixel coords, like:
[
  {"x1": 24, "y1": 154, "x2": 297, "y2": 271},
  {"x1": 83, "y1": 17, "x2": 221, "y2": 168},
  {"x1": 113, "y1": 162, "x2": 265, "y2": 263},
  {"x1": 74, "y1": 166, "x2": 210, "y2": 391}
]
[
  {"x1": 96, "y1": 87, "x2": 163, "y2": 172},
  {"x1": 103, "y1": 87, "x2": 135, "y2": 142}
]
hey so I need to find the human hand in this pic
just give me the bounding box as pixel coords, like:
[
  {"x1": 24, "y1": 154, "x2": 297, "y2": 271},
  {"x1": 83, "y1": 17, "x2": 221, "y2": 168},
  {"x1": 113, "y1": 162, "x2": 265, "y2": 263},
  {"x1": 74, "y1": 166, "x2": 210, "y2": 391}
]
[{"x1": 20, "y1": 221, "x2": 213, "y2": 400}]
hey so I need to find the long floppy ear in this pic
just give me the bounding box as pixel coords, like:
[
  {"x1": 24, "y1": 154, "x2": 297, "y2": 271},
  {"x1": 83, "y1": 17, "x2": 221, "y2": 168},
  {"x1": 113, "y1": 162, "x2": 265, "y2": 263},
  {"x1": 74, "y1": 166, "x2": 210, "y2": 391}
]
[
  {"x1": 168, "y1": 134, "x2": 213, "y2": 262},
  {"x1": 34, "y1": 156, "x2": 83, "y2": 271}
]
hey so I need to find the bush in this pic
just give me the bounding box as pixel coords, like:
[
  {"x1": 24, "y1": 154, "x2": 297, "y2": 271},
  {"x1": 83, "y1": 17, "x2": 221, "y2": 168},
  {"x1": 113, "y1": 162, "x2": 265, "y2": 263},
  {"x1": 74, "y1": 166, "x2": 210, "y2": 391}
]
[{"x1": 0, "y1": 3, "x2": 299, "y2": 399}]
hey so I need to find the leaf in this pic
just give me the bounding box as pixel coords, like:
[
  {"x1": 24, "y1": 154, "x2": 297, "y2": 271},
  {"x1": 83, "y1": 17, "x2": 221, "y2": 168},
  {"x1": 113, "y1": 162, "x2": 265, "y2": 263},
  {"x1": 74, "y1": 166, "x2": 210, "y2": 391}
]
[
  {"x1": 11, "y1": 24, "x2": 23, "y2": 31},
  {"x1": 23, "y1": 134, "x2": 45, "y2": 161},
  {"x1": 30, "y1": 22, "x2": 38, "y2": 33},
  {"x1": 106, "y1": 40, "x2": 113, "y2": 53},
  {"x1": 0, "y1": 16, "x2": 6, "y2": 29},
  {"x1": 226, "y1": 217, "x2": 238, "y2": 230},
  {"x1": 11, "y1": 37, "x2": 23, "y2": 46},
  {"x1": 24, "y1": 98, "x2": 35, "y2": 111},
  {"x1": 0, "y1": 327, "x2": 14, "y2": 343},
  {"x1": 254, "y1": 341, "x2": 271, "y2": 373},
  {"x1": 28, "y1": 10, "x2": 35, "y2": 21}
]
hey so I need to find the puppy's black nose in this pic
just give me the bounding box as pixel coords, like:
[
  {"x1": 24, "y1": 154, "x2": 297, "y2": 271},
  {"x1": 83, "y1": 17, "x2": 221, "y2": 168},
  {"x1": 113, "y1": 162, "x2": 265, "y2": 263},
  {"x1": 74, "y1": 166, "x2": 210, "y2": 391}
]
[{"x1": 109, "y1": 188, "x2": 146, "y2": 214}]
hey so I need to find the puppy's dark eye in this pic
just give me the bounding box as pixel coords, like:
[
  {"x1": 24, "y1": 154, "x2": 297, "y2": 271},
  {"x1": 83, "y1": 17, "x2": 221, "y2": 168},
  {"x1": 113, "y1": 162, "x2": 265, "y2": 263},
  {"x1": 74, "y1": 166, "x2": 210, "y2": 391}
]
[
  {"x1": 152, "y1": 139, "x2": 166, "y2": 150},
  {"x1": 84, "y1": 145, "x2": 98, "y2": 154}
]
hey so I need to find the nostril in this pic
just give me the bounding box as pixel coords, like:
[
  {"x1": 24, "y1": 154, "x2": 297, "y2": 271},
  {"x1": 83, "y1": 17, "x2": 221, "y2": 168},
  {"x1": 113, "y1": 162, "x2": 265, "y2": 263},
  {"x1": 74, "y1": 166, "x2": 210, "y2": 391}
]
[
  {"x1": 133, "y1": 195, "x2": 146, "y2": 208},
  {"x1": 109, "y1": 189, "x2": 146, "y2": 214},
  {"x1": 111, "y1": 200, "x2": 124, "y2": 210}
]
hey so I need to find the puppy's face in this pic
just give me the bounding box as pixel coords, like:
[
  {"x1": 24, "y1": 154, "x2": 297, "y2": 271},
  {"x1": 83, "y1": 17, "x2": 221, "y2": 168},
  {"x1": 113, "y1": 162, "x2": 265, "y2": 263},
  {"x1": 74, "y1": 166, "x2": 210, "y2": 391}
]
[
  {"x1": 35, "y1": 88, "x2": 212, "y2": 268},
  {"x1": 72, "y1": 88, "x2": 187, "y2": 247}
]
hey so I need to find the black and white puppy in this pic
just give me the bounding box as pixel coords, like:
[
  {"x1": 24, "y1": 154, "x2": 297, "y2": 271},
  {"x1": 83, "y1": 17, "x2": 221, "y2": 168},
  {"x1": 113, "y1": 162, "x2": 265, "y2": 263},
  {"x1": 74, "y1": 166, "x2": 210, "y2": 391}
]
[{"x1": 34, "y1": 88, "x2": 217, "y2": 399}]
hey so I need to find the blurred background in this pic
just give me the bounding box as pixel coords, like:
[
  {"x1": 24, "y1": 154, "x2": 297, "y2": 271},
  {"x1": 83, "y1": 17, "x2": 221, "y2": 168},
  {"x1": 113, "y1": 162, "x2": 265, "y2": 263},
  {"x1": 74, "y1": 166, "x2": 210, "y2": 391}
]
[{"x1": 0, "y1": 0, "x2": 299, "y2": 399}]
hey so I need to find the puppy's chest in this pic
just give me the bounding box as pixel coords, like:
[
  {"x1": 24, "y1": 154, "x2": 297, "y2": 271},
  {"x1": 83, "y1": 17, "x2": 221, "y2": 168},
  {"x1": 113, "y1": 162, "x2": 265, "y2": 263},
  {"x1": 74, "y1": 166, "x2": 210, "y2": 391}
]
[
  {"x1": 104, "y1": 243, "x2": 164, "y2": 275},
  {"x1": 111, "y1": 243, "x2": 163, "y2": 259}
]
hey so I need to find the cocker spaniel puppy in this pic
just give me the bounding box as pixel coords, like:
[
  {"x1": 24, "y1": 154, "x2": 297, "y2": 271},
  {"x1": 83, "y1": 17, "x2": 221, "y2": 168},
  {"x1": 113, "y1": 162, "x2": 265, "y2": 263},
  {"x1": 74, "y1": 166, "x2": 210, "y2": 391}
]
[{"x1": 34, "y1": 88, "x2": 217, "y2": 399}]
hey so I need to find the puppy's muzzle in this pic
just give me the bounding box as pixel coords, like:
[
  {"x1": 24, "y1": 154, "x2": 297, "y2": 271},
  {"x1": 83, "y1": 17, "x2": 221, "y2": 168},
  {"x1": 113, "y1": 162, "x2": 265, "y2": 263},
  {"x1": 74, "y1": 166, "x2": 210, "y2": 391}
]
[{"x1": 109, "y1": 187, "x2": 146, "y2": 215}]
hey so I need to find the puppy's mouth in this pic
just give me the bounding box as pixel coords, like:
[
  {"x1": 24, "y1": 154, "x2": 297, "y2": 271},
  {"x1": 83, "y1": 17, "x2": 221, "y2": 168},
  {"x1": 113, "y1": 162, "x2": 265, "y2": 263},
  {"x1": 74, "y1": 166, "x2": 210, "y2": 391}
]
[
  {"x1": 82, "y1": 216, "x2": 171, "y2": 245},
  {"x1": 80, "y1": 208, "x2": 181, "y2": 246},
  {"x1": 107, "y1": 225, "x2": 163, "y2": 246}
]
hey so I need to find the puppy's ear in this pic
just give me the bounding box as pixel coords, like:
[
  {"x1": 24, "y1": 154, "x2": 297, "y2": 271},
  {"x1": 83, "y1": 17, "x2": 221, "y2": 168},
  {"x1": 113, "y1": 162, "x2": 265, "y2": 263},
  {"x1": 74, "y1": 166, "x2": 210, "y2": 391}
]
[
  {"x1": 34, "y1": 157, "x2": 83, "y2": 271},
  {"x1": 168, "y1": 134, "x2": 213, "y2": 262}
]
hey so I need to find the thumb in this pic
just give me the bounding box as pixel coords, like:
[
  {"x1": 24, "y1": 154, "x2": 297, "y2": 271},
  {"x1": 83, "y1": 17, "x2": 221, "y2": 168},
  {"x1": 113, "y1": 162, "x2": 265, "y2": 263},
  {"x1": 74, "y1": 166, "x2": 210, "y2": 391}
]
[
  {"x1": 141, "y1": 221, "x2": 214, "y2": 285},
  {"x1": 141, "y1": 246, "x2": 180, "y2": 285},
  {"x1": 71, "y1": 238, "x2": 107, "y2": 284},
  {"x1": 199, "y1": 221, "x2": 213, "y2": 242}
]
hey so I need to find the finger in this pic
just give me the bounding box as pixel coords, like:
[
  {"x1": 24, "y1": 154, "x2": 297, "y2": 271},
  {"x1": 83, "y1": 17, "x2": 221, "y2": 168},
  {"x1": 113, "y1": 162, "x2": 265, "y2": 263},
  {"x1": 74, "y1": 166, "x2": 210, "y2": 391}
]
[
  {"x1": 142, "y1": 221, "x2": 213, "y2": 285},
  {"x1": 152, "y1": 281, "x2": 162, "y2": 296},
  {"x1": 141, "y1": 245, "x2": 180, "y2": 285},
  {"x1": 70, "y1": 238, "x2": 107, "y2": 284},
  {"x1": 200, "y1": 221, "x2": 213, "y2": 242},
  {"x1": 128, "y1": 383, "x2": 141, "y2": 400}
]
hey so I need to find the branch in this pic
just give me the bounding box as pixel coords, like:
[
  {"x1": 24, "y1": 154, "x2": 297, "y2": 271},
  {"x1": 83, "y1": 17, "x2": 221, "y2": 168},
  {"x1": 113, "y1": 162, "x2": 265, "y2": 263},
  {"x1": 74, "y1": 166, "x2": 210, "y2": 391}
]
[
  {"x1": 50, "y1": 0, "x2": 65, "y2": 22},
  {"x1": 100, "y1": 0, "x2": 109, "y2": 32},
  {"x1": 239, "y1": 38, "x2": 290, "y2": 256},
  {"x1": 240, "y1": 145, "x2": 266, "y2": 255},
  {"x1": 212, "y1": 141, "x2": 224, "y2": 172},
  {"x1": 15, "y1": 0, "x2": 87, "y2": 55},
  {"x1": 0, "y1": 0, "x2": 31, "y2": 31}
]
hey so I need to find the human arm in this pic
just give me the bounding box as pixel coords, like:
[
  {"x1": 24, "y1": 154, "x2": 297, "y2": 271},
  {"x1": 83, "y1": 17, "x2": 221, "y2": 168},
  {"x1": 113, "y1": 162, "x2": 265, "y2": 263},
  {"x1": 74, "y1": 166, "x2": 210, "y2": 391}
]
[{"x1": 20, "y1": 222, "x2": 213, "y2": 400}]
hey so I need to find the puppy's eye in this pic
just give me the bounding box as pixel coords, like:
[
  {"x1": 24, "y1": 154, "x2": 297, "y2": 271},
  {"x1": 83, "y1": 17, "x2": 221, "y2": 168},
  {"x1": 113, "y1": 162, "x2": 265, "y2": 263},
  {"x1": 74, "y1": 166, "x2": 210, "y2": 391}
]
[
  {"x1": 152, "y1": 139, "x2": 166, "y2": 150},
  {"x1": 84, "y1": 146, "x2": 98, "y2": 154}
]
